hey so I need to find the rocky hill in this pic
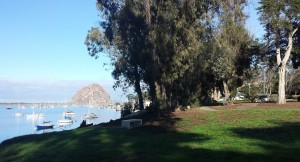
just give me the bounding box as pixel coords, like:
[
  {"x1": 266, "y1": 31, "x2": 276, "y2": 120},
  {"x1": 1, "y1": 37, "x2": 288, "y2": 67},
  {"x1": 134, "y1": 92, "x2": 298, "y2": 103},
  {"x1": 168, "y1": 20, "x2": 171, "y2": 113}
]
[{"x1": 71, "y1": 84, "x2": 113, "y2": 107}]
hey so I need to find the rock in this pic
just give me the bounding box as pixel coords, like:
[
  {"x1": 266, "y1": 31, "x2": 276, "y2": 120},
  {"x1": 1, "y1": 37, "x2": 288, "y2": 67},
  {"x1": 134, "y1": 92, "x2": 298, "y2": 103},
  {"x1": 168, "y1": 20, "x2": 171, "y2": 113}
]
[
  {"x1": 71, "y1": 84, "x2": 112, "y2": 107},
  {"x1": 186, "y1": 105, "x2": 191, "y2": 110},
  {"x1": 174, "y1": 108, "x2": 180, "y2": 112}
]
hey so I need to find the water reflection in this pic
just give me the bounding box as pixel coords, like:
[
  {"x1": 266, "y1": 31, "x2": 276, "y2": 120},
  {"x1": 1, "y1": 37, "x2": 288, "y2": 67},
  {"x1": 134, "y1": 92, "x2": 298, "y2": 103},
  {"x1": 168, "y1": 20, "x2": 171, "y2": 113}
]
[{"x1": 35, "y1": 128, "x2": 54, "y2": 133}]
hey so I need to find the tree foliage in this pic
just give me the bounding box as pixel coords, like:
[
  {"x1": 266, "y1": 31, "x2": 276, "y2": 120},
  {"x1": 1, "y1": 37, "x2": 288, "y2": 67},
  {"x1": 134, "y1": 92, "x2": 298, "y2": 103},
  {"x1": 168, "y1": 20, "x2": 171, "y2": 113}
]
[
  {"x1": 86, "y1": 0, "x2": 256, "y2": 112},
  {"x1": 258, "y1": 0, "x2": 300, "y2": 104}
]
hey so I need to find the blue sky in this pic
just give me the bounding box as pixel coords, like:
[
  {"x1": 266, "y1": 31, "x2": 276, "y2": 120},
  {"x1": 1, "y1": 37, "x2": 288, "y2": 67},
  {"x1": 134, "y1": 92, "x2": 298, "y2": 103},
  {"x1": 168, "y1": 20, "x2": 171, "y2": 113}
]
[
  {"x1": 0, "y1": 0, "x2": 111, "y2": 81},
  {"x1": 0, "y1": 0, "x2": 263, "y2": 103},
  {"x1": 245, "y1": 0, "x2": 264, "y2": 40},
  {"x1": 0, "y1": 0, "x2": 123, "y2": 102}
]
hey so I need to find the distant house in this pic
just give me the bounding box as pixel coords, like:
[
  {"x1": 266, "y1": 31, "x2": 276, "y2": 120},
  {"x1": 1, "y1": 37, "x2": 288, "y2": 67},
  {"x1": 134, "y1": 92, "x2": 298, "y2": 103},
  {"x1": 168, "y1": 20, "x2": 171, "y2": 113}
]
[{"x1": 143, "y1": 100, "x2": 151, "y2": 108}]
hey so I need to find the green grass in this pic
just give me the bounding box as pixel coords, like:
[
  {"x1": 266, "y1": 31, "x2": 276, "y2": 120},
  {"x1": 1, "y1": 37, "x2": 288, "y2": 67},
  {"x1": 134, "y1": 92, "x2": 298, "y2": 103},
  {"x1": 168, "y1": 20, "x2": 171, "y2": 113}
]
[{"x1": 1, "y1": 109, "x2": 300, "y2": 162}]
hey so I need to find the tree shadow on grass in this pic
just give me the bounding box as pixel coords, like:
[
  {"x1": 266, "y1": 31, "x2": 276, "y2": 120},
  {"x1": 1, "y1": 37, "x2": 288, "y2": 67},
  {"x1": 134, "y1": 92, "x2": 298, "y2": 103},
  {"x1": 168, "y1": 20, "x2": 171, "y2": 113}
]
[
  {"x1": 1, "y1": 119, "x2": 300, "y2": 161},
  {"x1": 231, "y1": 121, "x2": 300, "y2": 162}
]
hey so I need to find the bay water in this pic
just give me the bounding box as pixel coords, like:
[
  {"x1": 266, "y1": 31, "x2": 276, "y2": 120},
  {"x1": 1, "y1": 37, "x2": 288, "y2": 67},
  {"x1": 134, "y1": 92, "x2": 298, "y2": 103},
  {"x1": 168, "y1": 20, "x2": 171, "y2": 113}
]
[{"x1": 0, "y1": 105, "x2": 120, "y2": 143}]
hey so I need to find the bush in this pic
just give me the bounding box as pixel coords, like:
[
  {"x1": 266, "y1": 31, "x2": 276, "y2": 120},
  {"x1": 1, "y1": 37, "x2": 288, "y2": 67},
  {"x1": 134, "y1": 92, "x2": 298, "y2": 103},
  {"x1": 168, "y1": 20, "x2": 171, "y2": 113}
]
[{"x1": 121, "y1": 102, "x2": 133, "y2": 118}]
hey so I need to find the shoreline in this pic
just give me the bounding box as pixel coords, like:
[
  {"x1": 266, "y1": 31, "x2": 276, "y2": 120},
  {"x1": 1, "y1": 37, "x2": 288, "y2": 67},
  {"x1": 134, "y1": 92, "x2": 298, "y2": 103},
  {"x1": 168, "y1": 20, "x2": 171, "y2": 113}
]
[{"x1": 0, "y1": 102, "x2": 70, "y2": 106}]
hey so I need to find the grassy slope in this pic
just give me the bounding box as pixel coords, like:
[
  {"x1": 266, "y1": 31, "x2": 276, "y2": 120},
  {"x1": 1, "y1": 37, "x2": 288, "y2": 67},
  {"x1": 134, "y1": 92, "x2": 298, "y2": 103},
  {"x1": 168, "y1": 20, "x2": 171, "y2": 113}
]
[{"x1": 1, "y1": 109, "x2": 300, "y2": 162}]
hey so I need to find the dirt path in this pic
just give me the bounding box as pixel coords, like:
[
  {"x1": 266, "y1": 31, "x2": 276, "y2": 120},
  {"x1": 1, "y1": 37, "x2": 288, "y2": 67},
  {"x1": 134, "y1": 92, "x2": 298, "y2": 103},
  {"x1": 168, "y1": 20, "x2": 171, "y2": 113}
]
[
  {"x1": 197, "y1": 102, "x2": 300, "y2": 111},
  {"x1": 197, "y1": 106, "x2": 218, "y2": 111}
]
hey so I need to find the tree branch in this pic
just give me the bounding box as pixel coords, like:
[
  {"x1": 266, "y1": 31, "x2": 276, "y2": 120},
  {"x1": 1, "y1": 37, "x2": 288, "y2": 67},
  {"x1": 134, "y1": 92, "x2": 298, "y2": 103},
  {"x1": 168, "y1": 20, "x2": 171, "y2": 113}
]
[{"x1": 281, "y1": 27, "x2": 299, "y2": 66}]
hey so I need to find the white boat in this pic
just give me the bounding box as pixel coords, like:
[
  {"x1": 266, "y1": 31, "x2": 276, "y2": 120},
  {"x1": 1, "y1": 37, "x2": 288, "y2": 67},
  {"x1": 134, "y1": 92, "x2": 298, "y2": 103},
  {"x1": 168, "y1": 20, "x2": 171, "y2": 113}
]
[
  {"x1": 58, "y1": 119, "x2": 73, "y2": 123},
  {"x1": 85, "y1": 99, "x2": 98, "y2": 119},
  {"x1": 15, "y1": 112, "x2": 22, "y2": 117},
  {"x1": 85, "y1": 112, "x2": 98, "y2": 119},
  {"x1": 58, "y1": 122, "x2": 72, "y2": 127},
  {"x1": 15, "y1": 103, "x2": 23, "y2": 117},
  {"x1": 26, "y1": 113, "x2": 44, "y2": 119},
  {"x1": 26, "y1": 104, "x2": 44, "y2": 119},
  {"x1": 62, "y1": 110, "x2": 75, "y2": 116}
]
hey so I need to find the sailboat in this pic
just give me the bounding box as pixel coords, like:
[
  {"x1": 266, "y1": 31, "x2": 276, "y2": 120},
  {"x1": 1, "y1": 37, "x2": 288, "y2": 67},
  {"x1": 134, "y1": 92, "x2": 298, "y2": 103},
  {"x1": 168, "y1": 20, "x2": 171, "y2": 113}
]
[
  {"x1": 62, "y1": 110, "x2": 75, "y2": 116},
  {"x1": 85, "y1": 112, "x2": 98, "y2": 119},
  {"x1": 58, "y1": 117, "x2": 73, "y2": 124},
  {"x1": 62, "y1": 99, "x2": 75, "y2": 116},
  {"x1": 58, "y1": 111, "x2": 73, "y2": 124},
  {"x1": 26, "y1": 104, "x2": 44, "y2": 119},
  {"x1": 15, "y1": 103, "x2": 23, "y2": 117},
  {"x1": 84, "y1": 99, "x2": 98, "y2": 119},
  {"x1": 36, "y1": 121, "x2": 54, "y2": 130}
]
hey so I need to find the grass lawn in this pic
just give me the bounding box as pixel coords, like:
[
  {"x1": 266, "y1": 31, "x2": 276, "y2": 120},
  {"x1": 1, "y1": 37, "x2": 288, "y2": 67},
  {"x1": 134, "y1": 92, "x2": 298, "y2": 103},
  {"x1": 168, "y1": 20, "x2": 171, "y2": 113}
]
[{"x1": 1, "y1": 106, "x2": 300, "y2": 162}]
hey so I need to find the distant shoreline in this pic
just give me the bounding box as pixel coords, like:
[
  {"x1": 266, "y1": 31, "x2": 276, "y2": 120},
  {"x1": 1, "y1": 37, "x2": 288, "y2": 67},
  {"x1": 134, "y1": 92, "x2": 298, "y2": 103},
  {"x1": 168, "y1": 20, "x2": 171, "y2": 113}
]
[{"x1": 0, "y1": 102, "x2": 69, "y2": 106}]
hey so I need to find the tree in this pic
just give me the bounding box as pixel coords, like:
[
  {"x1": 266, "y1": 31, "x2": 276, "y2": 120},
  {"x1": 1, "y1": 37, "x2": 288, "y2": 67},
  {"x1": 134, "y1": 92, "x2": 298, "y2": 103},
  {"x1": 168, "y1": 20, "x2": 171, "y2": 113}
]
[
  {"x1": 286, "y1": 63, "x2": 300, "y2": 95},
  {"x1": 86, "y1": 0, "x2": 146, "y2": 110},
  {"x1": 258, "y1": 0, "x2": 300, "y2": 104},
  {"x1": 86, "y1": 0, "x2": 257, "y2": 113},
  {"x1": 203, "y1": 0, "x2": 254, "y2": 104}
]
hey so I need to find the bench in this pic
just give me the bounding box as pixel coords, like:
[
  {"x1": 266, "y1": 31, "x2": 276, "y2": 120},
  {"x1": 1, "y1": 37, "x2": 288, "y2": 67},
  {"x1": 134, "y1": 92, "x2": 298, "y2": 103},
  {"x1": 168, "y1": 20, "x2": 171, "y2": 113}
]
[{"x1": 121, "y1": 119, "x2": 142, "y2": 129}]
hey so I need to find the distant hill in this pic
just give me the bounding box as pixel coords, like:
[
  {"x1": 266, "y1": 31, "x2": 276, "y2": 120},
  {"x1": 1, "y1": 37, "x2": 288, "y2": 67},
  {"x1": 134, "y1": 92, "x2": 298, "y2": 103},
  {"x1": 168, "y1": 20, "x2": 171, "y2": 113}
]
[{"x1": 71, "y1": 84, "x2": 113, "y2": 107}]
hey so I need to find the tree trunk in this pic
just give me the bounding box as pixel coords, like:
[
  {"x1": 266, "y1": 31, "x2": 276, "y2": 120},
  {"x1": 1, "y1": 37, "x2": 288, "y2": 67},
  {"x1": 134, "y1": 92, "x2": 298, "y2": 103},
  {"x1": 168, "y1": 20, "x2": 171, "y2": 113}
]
[
  {"x1": 278, "y1": 65, "x2": 286, "y2": 104},
  {"x1": 223, "y1": 80, "x2": 231, "y2": 104},
  {"x1": 134, "y1": 67, "x2": 144, "y2": 110},
  {"x1": 135, "y1": 81, "x2": 144, "y2": 110},
  {"x1": 165, "y1": 85, "x2": 171, "y2": 109},
  {"x1": 145, "y1": 0, "x2": 151, "y2": 24},
  {"x1": 149, "y1": 80, "x2": 159, "y2": 115},
  {"x1": 211, "y1": 87, "x2": 220, "y2": 101},
  {"x1": 160, "y1": 84, "x2": 167, "y2": 109},
  {"x1": 276, "y1": 28, "x2": 298, "y2": 104}
]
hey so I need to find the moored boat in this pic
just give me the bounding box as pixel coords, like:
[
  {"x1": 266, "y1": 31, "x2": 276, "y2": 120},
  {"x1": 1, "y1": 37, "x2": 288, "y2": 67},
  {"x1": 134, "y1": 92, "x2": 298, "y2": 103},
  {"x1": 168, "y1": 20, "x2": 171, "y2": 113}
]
[
  {"x1": 58, "y1": 118, "x2": 73, "y2": 123},
  {"x1": 85, "y1": 113, "x2": 98, "y2": 119},
  {"x1": 15, "y1": 103, "x2": 23, "y2": 117},
  {"x1": 36, "y1": 122, "x2": 54, "y2": 130},
  {"x1": 26, "y1": 113, "x2": 44, "y2": 119},
  {"x1": 62, "y1": 110, "x2": 75, "y2": 116},
  {"x1": 15, "y1": 112, "x2": 22, "y2": 117}
]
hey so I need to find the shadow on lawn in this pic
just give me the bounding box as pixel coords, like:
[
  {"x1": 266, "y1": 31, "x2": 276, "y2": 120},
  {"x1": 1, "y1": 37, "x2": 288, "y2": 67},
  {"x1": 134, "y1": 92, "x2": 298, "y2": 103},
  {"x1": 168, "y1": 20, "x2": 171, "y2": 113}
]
[
  {"x1": 231, "y1": 121, "x2": 300, "y2": 162},
  {"x1": 1, "y1": 119, "x2": 300, "y2": 162}
]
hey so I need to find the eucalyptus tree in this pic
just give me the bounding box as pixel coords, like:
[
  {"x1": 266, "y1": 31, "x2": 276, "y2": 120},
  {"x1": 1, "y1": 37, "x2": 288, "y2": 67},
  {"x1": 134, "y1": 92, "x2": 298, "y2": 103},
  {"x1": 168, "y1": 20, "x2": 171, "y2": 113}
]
[
  {"x1": 258, "y1": 0, "x2": 300, "y2": 104},
  {"x1": 205, "y1": 0, "x2": 253, "y2": 103},
  {"x1": 86, "y1": 0, "x2": 256, "y2": 111},
  {"x1": 85, "y1": 0, "x2": 147, "y2": 110}
]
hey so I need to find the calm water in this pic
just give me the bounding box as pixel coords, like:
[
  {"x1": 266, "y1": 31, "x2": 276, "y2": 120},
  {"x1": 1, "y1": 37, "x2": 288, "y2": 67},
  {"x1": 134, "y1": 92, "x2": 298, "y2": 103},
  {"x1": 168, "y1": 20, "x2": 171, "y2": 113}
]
[{"x1": 0, "y1": 105, "x2": 120, "y2": 143}]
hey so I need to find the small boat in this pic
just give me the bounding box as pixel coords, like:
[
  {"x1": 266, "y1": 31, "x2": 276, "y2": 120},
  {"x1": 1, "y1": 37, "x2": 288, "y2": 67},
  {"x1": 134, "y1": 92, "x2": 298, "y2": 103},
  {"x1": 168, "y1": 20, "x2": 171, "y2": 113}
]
[
  {"x1": 58, "y1": 119, "x2": 73, "y2": 123},
  {"x1": 85, "y1": 100, "x2": 98, "y2": 119},
  {"x1": 27, "y1": 104, "x2": 44, "y2": 119},
  {"x1": 62, "y1": 110, "x2": 75, "y2": 116},
  {"x1": 15, "y1": 103, "x2": 23, "y2": 117},
  {"x1": 36, "y1": 122, "x2": 54, "y2": 130},
  {"x1": 15, "y1": 112, "x2": 22, "y2": 117},
  {"x1": 85, "y1": 113, "x2": 98, "y2": 119},
  {"x1": 58, "y1": 122, "x2": 72, "y2": 127},
  {"x1": 26, "y1": 113, "x2": 44, "y2": 119}
]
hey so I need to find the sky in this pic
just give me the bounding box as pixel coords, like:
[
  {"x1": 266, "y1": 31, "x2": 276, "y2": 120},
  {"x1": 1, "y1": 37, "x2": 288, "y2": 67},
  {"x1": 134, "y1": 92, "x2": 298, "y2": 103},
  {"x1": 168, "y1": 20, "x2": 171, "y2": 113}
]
[
  {"x1": 0, "y1": 0, "x2": 126, "y2": 102},
  {"x1": 245, "y1": 0, "x2": 264, "y2": 40},
  {"x1": 0, "y1": 0, "x2": 263, "y2": 103}
]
